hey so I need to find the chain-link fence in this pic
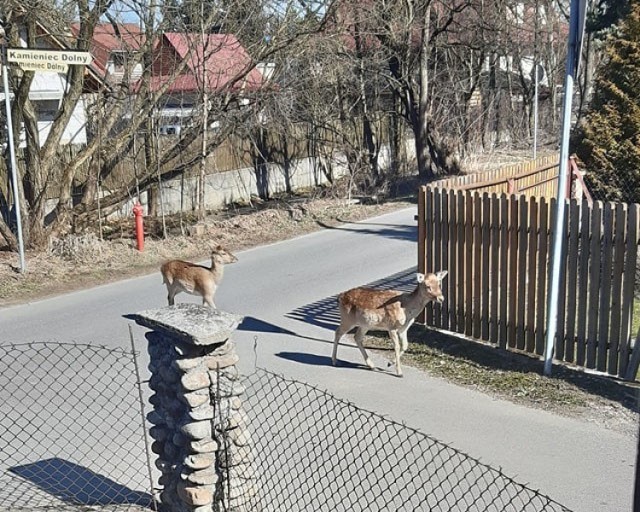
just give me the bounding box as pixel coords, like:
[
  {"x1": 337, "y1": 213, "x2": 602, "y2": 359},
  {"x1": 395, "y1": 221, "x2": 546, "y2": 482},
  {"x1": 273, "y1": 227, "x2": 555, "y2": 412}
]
[
  {"x1": 0, "y1": 342, "x2": 574, "y2": 512},
  {"x1": 0, "y1": 343, "x2": 153, "y2": 512},
  {"x1": 240, "y1": 368, "x2": 573, "y2": 512}
]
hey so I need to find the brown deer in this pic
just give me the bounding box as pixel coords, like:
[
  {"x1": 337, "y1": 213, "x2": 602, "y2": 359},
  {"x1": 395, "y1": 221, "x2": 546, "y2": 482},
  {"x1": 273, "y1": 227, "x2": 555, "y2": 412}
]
[
  {"x1": 332, "y1": 271, "x2": 447, "y2": 377},
  {"x1": 160, "y1": 245, "x2": 238, "y2": 308}
]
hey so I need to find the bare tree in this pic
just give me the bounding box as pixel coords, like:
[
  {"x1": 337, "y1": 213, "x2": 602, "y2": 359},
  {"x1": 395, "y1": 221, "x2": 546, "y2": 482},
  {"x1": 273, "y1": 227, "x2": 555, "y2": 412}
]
[{"x1": 0, "y1": 0, "x2": 332, "y2": 251}]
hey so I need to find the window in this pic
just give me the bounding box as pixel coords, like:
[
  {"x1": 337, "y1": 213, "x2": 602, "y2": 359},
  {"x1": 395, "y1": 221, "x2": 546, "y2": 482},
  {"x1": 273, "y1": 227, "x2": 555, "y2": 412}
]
[{"x1": 111, "y1": 52, "x2": 126, "y2": 73}]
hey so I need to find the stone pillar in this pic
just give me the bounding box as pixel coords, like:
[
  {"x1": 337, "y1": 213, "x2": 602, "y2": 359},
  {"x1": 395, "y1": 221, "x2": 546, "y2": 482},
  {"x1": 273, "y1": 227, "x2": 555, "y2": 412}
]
[{"x1": 132, "y1": 304, "x2": 257, "y2": 512}]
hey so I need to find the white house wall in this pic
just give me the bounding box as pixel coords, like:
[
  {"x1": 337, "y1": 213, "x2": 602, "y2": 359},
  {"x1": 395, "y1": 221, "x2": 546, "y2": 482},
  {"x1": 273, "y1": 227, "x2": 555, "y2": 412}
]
[{"x1": 36, "y1": 96, "x2": 88, "y2": 145}]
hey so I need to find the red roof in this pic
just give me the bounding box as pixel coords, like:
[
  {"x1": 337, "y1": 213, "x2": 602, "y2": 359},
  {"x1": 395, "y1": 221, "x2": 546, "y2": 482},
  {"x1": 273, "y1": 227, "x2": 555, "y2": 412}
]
[
  {"x1": 149, "y1": 33, "x2": 266, "y2": 94},
  {"x1": 72, "y1": 22, "x2": 144, "y2": 76}
]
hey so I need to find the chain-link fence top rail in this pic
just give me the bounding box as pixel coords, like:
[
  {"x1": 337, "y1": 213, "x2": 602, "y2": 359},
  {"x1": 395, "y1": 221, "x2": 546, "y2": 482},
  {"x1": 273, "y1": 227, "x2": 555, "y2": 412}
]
[
  {"x1": 0, "y1": 343, "x2": 152, "y2": 511},
  {"x1": 241, "y1": 368, "x2": 573, "y2": 512}
]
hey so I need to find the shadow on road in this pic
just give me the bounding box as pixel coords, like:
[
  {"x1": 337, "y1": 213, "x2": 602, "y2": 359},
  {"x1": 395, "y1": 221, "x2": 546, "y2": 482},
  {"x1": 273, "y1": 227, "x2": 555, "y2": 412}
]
[
  {"x1": 275, "y1": 351, "x2": 394, "y2": 376},
  {"x1": 238, "y1": 316, "x2": 328, "y2": 344},
  {"x1": 314, "y1": 220, "x2": 417, "y2": 242},
  {"x1": 9, "y1": 458, "x2": 152, "y2": 507}
]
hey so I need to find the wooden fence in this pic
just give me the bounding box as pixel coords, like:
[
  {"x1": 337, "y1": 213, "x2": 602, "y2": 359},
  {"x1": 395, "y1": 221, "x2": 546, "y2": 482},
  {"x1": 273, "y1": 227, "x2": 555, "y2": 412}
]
[
  {"x1": 432, "y1": 154, "x2": 591, "y2": 204},
  {"x1": 418, "y1": 187, "x2": 640, "y2": 379},
  {"x1": 433, "y1": 155, "x2": 560, "y2": 196}
]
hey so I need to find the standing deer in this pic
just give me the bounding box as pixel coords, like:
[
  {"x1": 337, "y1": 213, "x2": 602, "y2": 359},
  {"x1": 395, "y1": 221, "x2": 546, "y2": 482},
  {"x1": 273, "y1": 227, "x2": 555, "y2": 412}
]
[
  {"x1": 160, "y1": 245, "x2": 238, "y2": 308},
  {"x1": 332, "y1": 271, "x2": 447, "y2": 377}
]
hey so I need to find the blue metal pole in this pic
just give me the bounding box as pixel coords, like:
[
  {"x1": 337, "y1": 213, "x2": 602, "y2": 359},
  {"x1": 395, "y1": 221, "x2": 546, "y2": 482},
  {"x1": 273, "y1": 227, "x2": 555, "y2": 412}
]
[{"x1": 543, "y1": 0, "x2": 587, "y2": 376}]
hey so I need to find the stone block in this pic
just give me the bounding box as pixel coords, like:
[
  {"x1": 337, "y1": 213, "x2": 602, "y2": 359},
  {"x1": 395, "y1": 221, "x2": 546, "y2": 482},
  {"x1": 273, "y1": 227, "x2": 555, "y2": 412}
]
[
  {"x1": 177, "y1": 482, "x2": 214, "y2": 506},
  {"x1": 189, "y1": 403, "x2": 215, "y2": 421},
  {"x1": 181, "y1": 420, "x2": 212, "y2": 440},
  {"x1": 204, "y1": 352, "x2": 239, "y2": 370},
  {"x1": 209, "y1": 376, "x2": 245, "y2": 397},
  {"x1": 180, "y1": 389, "x2": 210, "y2": 408},
  {"x1": 181, "y1": 368, "x2": 211, "y2": 391},
  {"x1": 190, "y1": 438, "x2": 218, "y2": 453},
  {"x1": 184, "y1": 452, "x2": 215, "y2": 470},
  {"x1": 181, "y1": 467, "x2": 219, "y2": 486},
  {"x1": 132, "y1": 304, "x2": 243, "y2": 347}
]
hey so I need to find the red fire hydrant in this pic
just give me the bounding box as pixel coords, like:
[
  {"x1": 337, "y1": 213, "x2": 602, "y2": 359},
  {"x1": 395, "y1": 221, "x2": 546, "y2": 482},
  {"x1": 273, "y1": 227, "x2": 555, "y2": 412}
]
[{"x1": 133, "y1": 202, "x2": 144, "y2": 251}]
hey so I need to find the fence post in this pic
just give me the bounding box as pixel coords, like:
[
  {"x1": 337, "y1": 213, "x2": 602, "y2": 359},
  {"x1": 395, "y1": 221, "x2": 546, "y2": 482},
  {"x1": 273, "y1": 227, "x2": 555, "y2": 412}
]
[{"x1": 131, "y1": 304, "x2": 256, "y2": 512}]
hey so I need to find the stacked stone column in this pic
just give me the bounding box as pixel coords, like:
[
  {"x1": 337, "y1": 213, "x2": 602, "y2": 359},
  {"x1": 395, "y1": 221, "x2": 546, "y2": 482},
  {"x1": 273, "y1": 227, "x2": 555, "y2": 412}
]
[{"x1": 132, "y1": 304, "x2": 257, "y2": 512}]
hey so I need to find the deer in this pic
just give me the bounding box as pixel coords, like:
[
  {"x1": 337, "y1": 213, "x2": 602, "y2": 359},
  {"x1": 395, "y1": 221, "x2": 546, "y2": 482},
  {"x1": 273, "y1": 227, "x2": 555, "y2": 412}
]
[
  {"x1": 332, "y1": 271, "x2": 448, "y2": 377},
  {"x1": 160, "y1": 245, "x2": 238, "y2": 308}
]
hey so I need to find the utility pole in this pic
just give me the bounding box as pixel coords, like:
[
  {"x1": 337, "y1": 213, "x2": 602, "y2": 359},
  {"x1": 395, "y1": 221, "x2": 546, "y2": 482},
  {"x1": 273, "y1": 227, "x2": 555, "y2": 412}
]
[
  {"x1": 0, "y1": 21, "x2": 26, "y2": 273},
  {"x1": 543, "y1": 0, "x2": 588, "y2": 376}
]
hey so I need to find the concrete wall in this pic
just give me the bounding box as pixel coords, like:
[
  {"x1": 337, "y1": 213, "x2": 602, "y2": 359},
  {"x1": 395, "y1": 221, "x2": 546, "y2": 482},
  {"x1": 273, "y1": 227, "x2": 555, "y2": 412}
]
[{"x1": 152, "y1": 156, "x2": 350, "y2": 216}]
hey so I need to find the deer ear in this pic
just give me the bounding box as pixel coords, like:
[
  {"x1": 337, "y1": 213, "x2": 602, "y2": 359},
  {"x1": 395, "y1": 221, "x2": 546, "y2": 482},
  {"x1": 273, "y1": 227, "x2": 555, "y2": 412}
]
[
  {"x1": 436, "y1": 270, "x2": 448, "y2": 280},
  {"x1": 416, "y1": 273, "x2": 426, "y2": 283}
]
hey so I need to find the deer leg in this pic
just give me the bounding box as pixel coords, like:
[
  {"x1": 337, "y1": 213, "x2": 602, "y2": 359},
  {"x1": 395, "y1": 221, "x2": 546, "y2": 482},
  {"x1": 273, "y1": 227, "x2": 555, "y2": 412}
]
[
  {"x1": 332, "y1": 321, "x2": 351, "y2": 365},
  {"x1": 389, "y1": 330, "x2": 403, "y2": 377},
  {"x1": 354, "y1": 328, "x2": 375, "y2": 370},
  {"x1": 167, "y1": 287, "x2": 176, "y2": 306},
  {"x1": 400, "y1": 319, "x2": 415, "y2": 353},
  {"x1": 203, "y1": 296, "x2": 216, "y2": 308},
  {"x1": 399, "y1": 331, "x2": 409, "y2": 355}
]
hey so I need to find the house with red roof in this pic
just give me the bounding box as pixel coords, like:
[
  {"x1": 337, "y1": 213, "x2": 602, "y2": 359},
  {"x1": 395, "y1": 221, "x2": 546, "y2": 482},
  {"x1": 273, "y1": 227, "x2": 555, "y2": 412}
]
[
  {"x1": 79, "y1": 26, "x2": 269, "y2": 134},
  {"x1": 72, "y1": 23, "x2": 145, "y2": 85},
  {"x1": 147, "y1": 32, "x2": 268, "y2": 134}
]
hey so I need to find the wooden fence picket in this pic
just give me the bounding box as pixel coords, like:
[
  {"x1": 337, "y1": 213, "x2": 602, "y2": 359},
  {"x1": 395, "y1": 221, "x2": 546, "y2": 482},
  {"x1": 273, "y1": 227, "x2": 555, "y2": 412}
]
[
  {"x1": 536, "y1": 197, "x2": 549, "y2": 356},
  {"x1": 620, "y1": 204, "x2": 639, "y2": 377},
  {"x1": 473, "y1": 194, "x2": 483, "y2": 339},
  {"x1": 564, "y1": 199, "x2": 580, "y2": 363},
  {"x1": 499, "y1": 194, "x2": 509, "y2": 350},
  {"x1": 465, "y1": 193, "x2": 474, "y2": 336},
  {"x1": 516, "y1": 197, "x2": 528, "y2": 350},
  {"x1": 586, "y1": 201, "x2": 603, "y2": 369},
  {"x1": 576, "y1": 199, "x2": 592, "y2": 366},
  {"x1": 490, "y1": 194, "x2": 500, "y2": 344},
  {"x1": 448, "y1": 190, "x2": 458, "y2": 331},
  {"x1": 608, "y1": 203, "x2": 627, "y2": 375},
  {"x1": 598, "y1": 203, "x2": 615, "y2": 372},
  {"x1": 481, "y1": 193, "x2": 491, "y2": 341},
  {"x1": 526, "y1": 197, "x2": 539, "y2": 353}
]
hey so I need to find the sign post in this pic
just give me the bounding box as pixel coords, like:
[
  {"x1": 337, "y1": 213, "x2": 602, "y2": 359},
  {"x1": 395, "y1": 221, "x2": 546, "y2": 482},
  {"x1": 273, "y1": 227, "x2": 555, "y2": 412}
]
[
  {"x1": 0, "y1": 25, "x2": 25, "y2": 273},
  {"x1": 0, "y1": 40, "x2": 92, "y2": 273}
]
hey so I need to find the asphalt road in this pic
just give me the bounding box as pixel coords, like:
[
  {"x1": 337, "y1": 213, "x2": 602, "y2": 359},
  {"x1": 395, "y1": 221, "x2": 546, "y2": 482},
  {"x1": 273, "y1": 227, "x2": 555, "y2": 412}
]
[{"x1": 0, "y1": 208, "x2": 636, "y2": 512}]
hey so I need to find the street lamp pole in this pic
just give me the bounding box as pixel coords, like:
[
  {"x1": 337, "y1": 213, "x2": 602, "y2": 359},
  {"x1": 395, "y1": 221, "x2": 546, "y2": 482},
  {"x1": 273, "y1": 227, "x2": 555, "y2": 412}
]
[{"x1": 0, "y1": 22, "x2": 26, "y2": 273}]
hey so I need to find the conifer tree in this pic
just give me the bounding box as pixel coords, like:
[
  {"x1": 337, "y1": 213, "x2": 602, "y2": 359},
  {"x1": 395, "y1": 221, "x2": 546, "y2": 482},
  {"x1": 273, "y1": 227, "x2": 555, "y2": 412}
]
[{"x1": 574, "y1": 1, "x2": 640, "y2": 203}]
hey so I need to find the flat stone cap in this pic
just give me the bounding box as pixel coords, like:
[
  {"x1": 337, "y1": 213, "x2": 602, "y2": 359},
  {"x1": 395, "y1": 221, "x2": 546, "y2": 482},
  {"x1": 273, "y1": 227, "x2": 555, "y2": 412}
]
[{"x1": 130, "y1": 304, "x2": 244, "y2": 346}]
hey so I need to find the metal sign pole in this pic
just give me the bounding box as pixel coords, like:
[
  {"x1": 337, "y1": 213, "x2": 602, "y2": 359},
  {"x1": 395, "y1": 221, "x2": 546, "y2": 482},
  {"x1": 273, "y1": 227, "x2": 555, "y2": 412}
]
[
  {"x1": 0, "y1": 30, "x2": 26, "y2": 273},
  {"x1": 543, "y1": 0, "x2": 587, "y2": 376}
]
